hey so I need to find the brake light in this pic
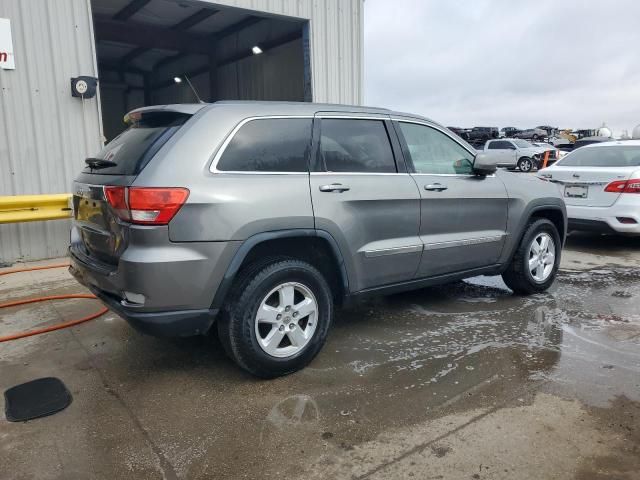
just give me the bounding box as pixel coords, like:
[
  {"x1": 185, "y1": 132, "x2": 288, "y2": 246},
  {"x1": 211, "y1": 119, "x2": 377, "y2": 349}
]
[
  {"x1": 103, "y1": 186, "x2": 130, "y2": 220},
  {"x1": 129, "y1": 188, "x2": 190, "y2": 224},
  {"x1": 103, "y1": 186, "x2": 189, "y2": 225},
  {"x1": 605, "y1": 179, "x2": 640, "y2": 194}
]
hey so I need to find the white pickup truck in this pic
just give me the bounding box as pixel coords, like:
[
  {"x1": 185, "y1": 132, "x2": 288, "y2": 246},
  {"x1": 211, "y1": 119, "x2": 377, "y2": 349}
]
[{"x1": 484, "y1": 138, "x2": 543, "y2": 172}]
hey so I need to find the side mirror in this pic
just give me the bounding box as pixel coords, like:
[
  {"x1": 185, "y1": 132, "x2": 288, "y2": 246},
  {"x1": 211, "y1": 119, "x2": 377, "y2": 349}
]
[{"x1": 473, "y1": 152, "x2": 499, "y2": 175}]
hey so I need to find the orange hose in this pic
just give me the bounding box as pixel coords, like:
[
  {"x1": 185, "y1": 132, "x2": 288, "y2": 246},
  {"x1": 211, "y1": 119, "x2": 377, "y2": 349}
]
[
  {"x1": 0, "y1": 265, "x2": 107, "y2": 342},
  {"x1": 0, "y1": 263, "x2": 70, "y2": 276}
]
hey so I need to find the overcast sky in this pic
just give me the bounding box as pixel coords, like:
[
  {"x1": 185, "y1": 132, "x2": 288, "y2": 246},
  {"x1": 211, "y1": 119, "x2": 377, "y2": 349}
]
[{"x1": 364, "y1": 0, "x2": 640, "y2": 136}]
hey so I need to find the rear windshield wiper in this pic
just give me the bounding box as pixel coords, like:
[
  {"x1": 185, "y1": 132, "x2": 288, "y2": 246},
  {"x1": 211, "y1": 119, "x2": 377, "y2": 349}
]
[{"x1": 85, "y1": 157, "x2": 117, "y2": 169}]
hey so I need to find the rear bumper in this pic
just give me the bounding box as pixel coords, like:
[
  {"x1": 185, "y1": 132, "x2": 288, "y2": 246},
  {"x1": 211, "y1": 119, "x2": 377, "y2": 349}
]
[
  {"x1": 70, "y1": 261, "x2": 218, "y2": 337},
  {"x1": 68, "y1": 224, "x2": 241, "y2": 336},
  {"x1": 567, "y1": 199, "x2": 640, "y2": 234},
  {"x1": 567, "y1": 218, "x2": 618, "y2": 234}
]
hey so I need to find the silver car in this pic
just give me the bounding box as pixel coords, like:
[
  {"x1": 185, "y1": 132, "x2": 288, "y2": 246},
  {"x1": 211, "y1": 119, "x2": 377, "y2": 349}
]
[
  {"x1": 69, "y1": 102, "x2": 566, "y2": 377},
  {"x1": 515, "y1": 127, "x2": 547, "y2": 141}
]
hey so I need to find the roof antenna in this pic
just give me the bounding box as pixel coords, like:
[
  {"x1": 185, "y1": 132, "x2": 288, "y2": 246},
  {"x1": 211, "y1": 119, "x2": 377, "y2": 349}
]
[{"x1": 173, "y1": 74, "x2": 204, "y2": 103}]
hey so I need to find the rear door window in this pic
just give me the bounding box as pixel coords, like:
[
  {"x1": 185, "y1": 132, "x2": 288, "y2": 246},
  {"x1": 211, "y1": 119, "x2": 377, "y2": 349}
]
[
  {"x1": 319, "y1": 119, "x2": 396, "y2": 173},
  {"x1": 216, "y1": 118, "x2": 312, "y2": 172},
  {"x1": 84, "y1": 112, "x2": 190, "y2": 175},
  {"x1": 488, "y1": 141, "x2": 513, "y2": 150}
]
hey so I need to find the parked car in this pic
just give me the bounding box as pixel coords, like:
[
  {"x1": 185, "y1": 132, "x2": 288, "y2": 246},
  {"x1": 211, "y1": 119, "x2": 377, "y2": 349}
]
[
  {"x1": 447, "y1": 126, "x2": 469, "y2": 140},
  {"x1": 531, "y1": 142, "x2": 567, "y2": 166},
  {"x1": 467, "y1": 126, "x2": 499, "y2": 142},
  {"x1": 484, "y1": 138, "x2": 543, "y2": 172},
  {"x1": 536, "y1": 126, "x2": 557, "y2": 137},
  {"x1": 501, "y1": 127, "x2": 521, "y2": 138},
  {"x1": 572, "y1": 136, "x2": 612, "y2": 149},
  {"x1": 514, "y1": 128, "x2": 547, "y2": 141},
  {"x1": 69, "y1": 102, "x2": 566, "y2": 378},
  {"x1": 538, "y1": 140, "x2": 640, "y2": 235}
]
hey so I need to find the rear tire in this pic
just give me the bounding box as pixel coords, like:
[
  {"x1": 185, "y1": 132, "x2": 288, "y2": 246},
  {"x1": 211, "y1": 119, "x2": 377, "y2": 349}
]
[
  {"x1": 517, "y1": 157, "x2": 533, "y2": 172},
  {"x1": 502, "y1": 218, "x2": 561, "y2": 295},
  {"x1": 217, "y1": 258, "x2": 333, "y2": 378}
]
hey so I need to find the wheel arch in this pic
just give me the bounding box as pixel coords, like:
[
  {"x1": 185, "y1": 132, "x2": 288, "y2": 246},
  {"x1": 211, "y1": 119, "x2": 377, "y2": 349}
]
[
  {"x1": 530, "y1": 207, "x2": 566, "y2": 243},
  {"x1": 211, "y1": 229, "x2": 350, "y2": 310},
  {"x1": 501, "y1": 202, "x2": 567, "y2": 269}
]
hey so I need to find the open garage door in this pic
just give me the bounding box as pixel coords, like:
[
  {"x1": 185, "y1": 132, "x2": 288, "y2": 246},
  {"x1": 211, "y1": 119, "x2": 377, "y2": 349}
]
[{"x1": 90, "y1": 0, "x2": 311, "y2": 141}]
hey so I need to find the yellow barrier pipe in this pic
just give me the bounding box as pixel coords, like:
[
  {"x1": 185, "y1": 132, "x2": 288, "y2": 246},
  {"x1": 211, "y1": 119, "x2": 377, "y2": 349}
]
[{"x1": 0, "y1": 194, "x2": 73, "y2": 224}]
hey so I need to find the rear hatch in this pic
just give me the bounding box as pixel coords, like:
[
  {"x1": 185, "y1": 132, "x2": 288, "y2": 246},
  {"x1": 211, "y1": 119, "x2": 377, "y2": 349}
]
[
  {"x1": 540, "y1": 144, "x2": 640, "y2": 207},
  {"x1": 72, "y1": 109, "x2": 192, "y2": 267}
]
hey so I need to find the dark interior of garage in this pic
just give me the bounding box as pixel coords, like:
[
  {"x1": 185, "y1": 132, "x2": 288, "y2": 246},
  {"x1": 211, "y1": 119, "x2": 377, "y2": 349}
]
[{"x1": 91, "y1": 0, "x2": 311, "y2": 141}]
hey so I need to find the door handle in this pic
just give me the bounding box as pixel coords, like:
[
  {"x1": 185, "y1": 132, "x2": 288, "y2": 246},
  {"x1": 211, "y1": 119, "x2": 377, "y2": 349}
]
[
  {"x1": 319, "y1": 183, "x2": 350, "y2": 193},
  {"x1": 424, "y1": 183, "x2": 448, "y2": 191}
]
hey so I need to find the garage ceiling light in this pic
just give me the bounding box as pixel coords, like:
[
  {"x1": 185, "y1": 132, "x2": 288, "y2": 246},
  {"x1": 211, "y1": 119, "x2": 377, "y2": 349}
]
[
  {"x1": 173, "y1": 76, "x2": 183, "y2": 84},
  {"x1": 252, "y1": 45, "x2": 263, "y2": 55}
]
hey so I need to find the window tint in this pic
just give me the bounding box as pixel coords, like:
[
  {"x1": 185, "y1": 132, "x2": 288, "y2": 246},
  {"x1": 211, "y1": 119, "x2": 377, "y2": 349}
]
[
  {"x1": 399, "y1": 122, "x2": 474, "y2": 175},
  {"x1": 557, "y1": 146, "x2": 640, "y2": 167},
  {"x1": 217, "y1": 118, "x2": 312, "y2": 172},
  {"x1": 319, "y1": 119, "x2": 396, "y2": 173},
  {"x1": 488, "y1": 141, "x2": 513, "y2": 150},
  {"x1": 84, "y1": 112, "x2": 190, "y2": 175}
]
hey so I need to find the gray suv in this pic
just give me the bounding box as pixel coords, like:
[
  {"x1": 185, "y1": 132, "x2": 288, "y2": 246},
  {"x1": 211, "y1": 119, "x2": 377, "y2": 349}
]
[{"x1": 69, "y1": 102, "x2": 566, "y2": 378}]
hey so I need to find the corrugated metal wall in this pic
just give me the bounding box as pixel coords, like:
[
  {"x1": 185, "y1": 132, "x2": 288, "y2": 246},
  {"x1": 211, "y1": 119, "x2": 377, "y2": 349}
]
[
  {"x1": 0, "y1": 0, "x2": 363, "y2": 263},
  {"x1": 0, "y1": 0, "x2": 102, "y2": 263}
]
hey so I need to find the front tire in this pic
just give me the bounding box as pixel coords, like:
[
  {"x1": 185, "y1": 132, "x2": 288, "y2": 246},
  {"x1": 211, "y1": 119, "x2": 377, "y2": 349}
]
[
  {"x1": 517, "y1": 157, "x2": 533, "y2": 172},
  {"x1": 218, "y1": 259, "x2": 333, "y2": 378},
  {"x1": 502, "y1": 218, "x2": 561, "y2": 295}
]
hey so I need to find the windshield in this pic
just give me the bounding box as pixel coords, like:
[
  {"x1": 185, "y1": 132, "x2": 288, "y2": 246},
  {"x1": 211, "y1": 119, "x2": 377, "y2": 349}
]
[
  {"x1": 556, "y1": 145, "x2": 640, "y2": 167},
  {"x1": 513, "y1": 139, "x2": 532, "y2": 148},
  {"x1": 83, "y1": 111, "x2": 191, "y2": 175}
]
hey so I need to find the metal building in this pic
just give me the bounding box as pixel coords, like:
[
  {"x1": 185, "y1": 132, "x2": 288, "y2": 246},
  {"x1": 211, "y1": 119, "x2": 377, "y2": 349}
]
[{"x1": 0, "y1": 0, "x2": 364, "y2": 263}]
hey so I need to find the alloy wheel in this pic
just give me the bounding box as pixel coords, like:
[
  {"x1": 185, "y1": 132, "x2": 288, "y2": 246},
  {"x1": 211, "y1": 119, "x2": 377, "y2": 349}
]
[
  {"x1": 528, "y1": 233, "x2": 556, "y2": 282},
  {"x1": 519, "y1": 159, "x2": 532, "y2": 172},
  {"x1": 254, "y1": 282, "x2": 318, "y2": 358}
]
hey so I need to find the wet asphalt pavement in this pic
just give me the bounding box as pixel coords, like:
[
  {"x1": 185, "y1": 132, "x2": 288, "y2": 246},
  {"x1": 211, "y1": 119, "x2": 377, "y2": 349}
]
[{"x1": 1, "y1": 233, "x2": 639, "y2": 479}]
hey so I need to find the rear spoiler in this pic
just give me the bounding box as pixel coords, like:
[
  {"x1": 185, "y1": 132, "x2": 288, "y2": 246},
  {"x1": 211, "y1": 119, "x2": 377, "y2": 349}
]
[{"x1": 123, "y1": 104, "x2": 207, "y2": 125}]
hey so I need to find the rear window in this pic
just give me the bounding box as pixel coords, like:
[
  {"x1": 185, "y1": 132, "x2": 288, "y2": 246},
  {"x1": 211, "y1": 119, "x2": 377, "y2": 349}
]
[
  {"x1": 84, "y1": 111, "x2": 190, "y2": 175},
  {"x1": 216, "y1": 118, "x2": 312, "y2": 172},
  {"x1": 557, "y1": 146, "x2": 640, "y2": 167}
]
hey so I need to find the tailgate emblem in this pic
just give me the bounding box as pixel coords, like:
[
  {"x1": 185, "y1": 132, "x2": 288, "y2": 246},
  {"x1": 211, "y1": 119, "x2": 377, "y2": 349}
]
[
  {"x1": 75, "y1": 185, "x2": 90, "y2": 197},
  {"x1": 572, "y1": 173, "x2": 580, "y2": 178}
]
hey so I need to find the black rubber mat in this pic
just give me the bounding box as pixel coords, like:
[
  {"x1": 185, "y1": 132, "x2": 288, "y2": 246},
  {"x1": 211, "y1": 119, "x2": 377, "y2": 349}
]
[{"x1": 4, "y1": 377, "x2": 72, "y2": 422}]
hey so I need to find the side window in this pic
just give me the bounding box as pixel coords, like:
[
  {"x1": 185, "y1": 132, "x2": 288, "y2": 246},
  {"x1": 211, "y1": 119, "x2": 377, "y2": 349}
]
[
  {"x1": 398, "y1": 122, "x2": 474, "y2": 175},
  {"x1": 217, "y1": 118, "x2": 312, "y2": 172},
  {"x1": 319, "y1": 119, "x2": 396, "y2": 173},
  {"x1": 489, "y1": 140, "x2": 512, "y2": 150}
]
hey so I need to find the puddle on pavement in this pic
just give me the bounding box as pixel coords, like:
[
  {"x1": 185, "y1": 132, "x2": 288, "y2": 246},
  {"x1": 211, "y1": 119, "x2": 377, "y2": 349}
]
[{"x1": 258, "y1": 267, "x2": 640, "y2": 459}]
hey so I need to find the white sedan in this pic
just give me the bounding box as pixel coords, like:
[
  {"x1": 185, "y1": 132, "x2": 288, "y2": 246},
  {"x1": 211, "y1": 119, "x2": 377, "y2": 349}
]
[{"x1": 538, "y1": 140, "x2": 640, "y2": 235}]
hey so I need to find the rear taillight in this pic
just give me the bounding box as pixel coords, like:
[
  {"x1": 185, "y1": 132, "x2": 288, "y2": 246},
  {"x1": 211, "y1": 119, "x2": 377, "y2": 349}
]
[
  {"x1": 604, "y1": 179, "x2": 640, "y2": 194},
  {"x1": 128, "y1": 188, "x2": 190, "y2": 224},
  {"x1": 103, "y1": 186, "x2": 130, "y2": 220},
  {"x1": 103, "y1": 186, "x2": 189, "y2": 225}
]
